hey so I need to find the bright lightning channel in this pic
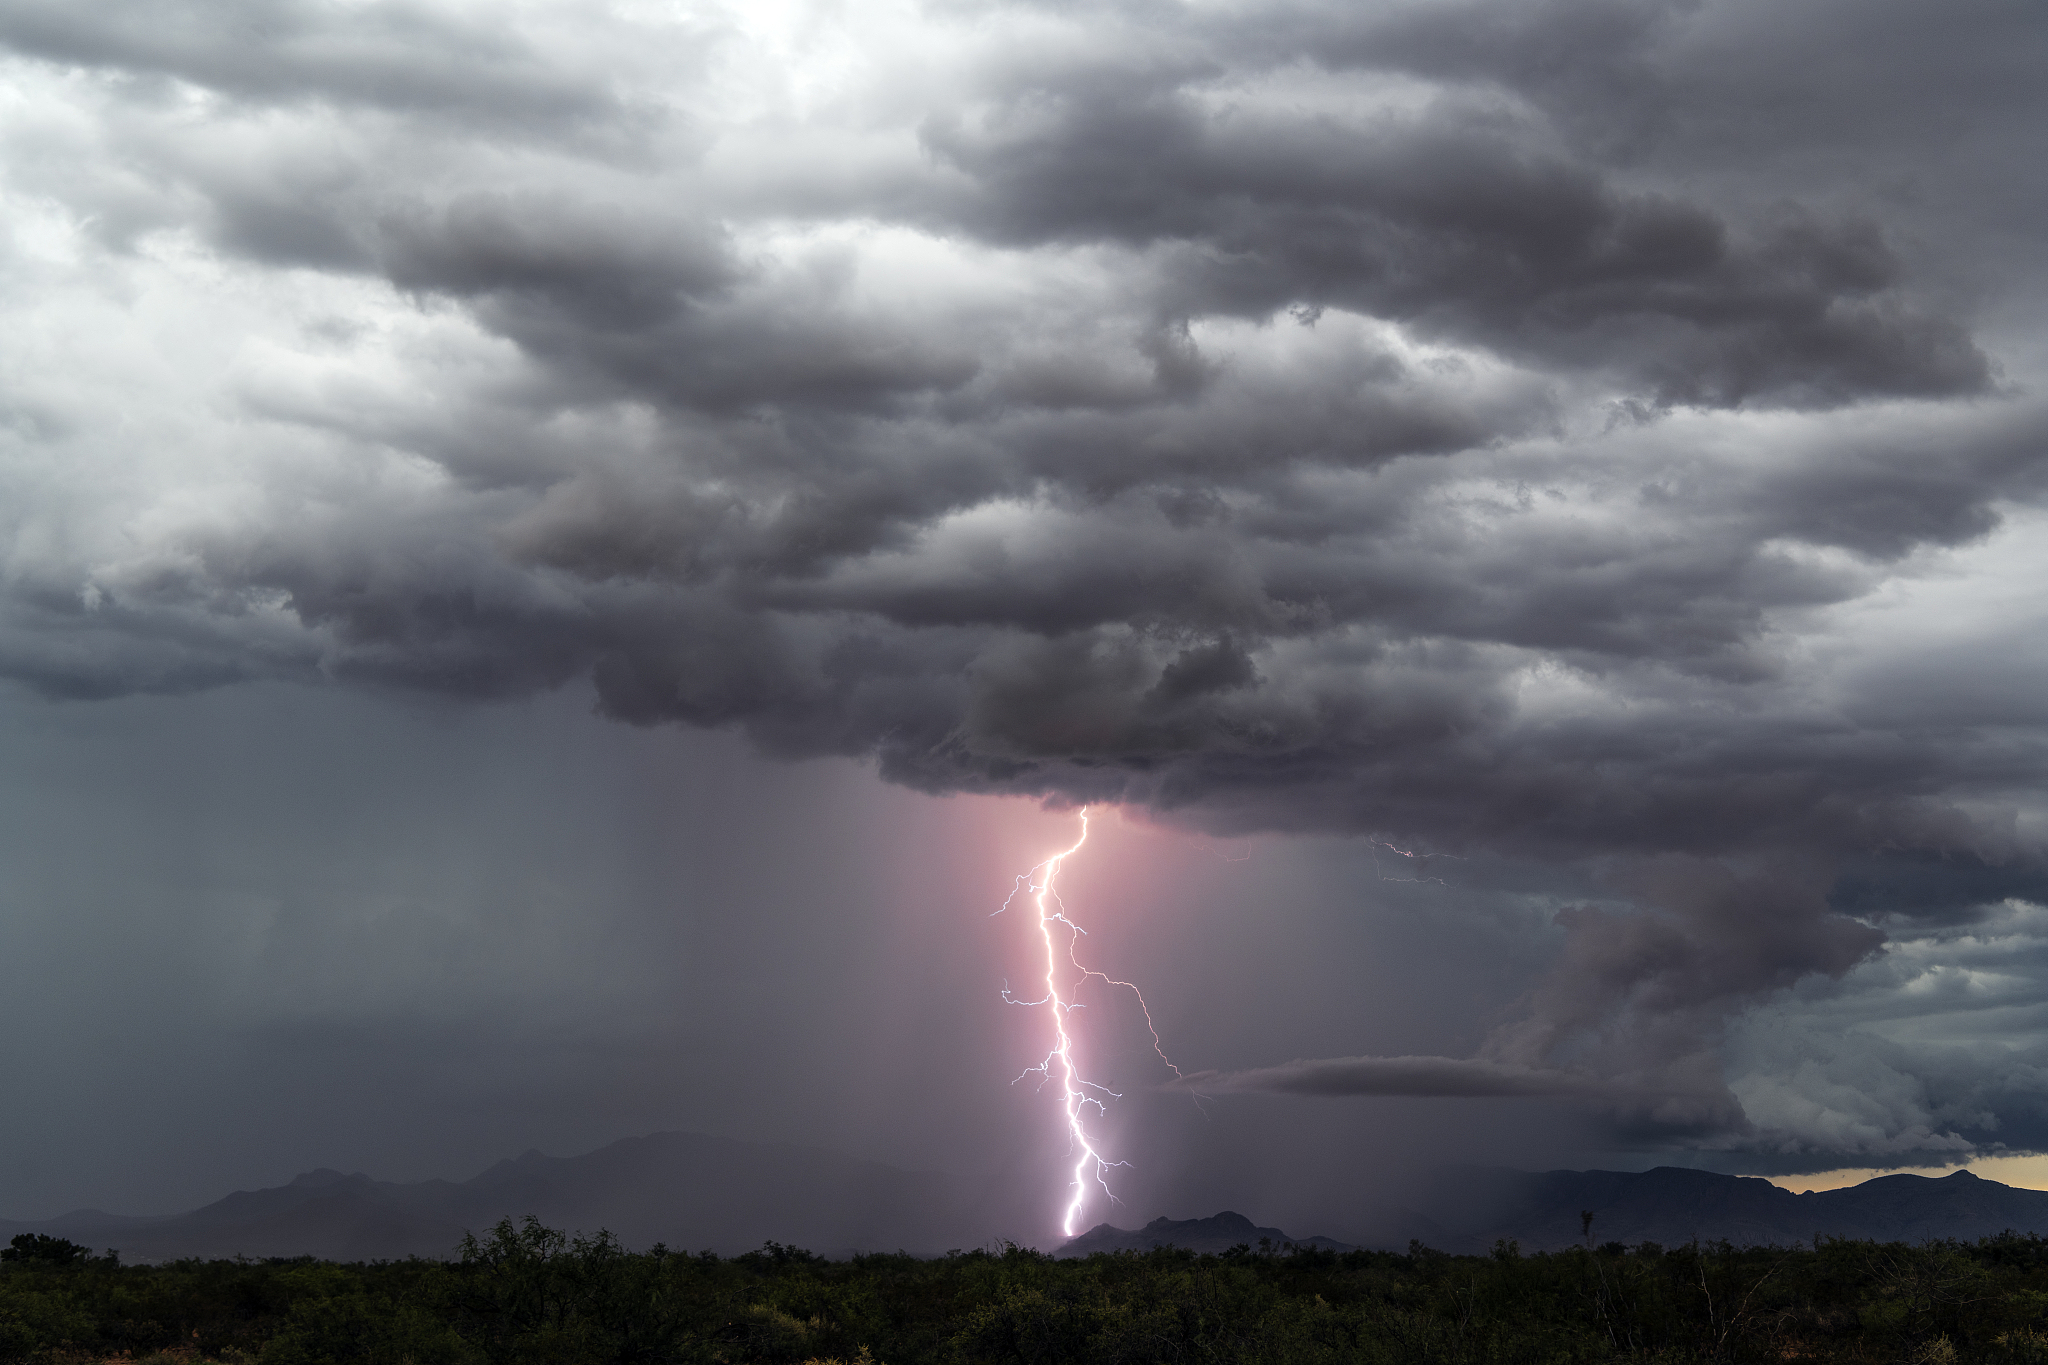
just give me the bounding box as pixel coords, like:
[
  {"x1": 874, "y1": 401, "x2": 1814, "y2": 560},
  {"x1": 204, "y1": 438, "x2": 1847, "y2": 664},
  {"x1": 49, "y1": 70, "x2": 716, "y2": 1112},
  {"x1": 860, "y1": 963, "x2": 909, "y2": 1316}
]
[{"x1": 996, "y1": 808, "x2": 1182, "y2": 1239}]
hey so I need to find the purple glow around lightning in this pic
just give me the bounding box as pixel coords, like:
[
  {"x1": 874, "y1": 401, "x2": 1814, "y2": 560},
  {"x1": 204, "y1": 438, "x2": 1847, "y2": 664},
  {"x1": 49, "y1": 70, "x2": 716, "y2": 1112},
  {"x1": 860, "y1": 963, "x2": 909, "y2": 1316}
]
[{"x1": 996, "y1": 808, "x2": 1183, "y2": 1238}]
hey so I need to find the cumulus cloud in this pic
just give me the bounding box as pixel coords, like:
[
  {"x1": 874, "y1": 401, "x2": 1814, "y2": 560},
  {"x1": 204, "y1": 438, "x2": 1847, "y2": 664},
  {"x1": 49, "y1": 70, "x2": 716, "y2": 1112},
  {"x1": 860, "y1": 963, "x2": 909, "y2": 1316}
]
[{"x1": 0, "y1": 0, "x2": 2043, "y2": 1166}]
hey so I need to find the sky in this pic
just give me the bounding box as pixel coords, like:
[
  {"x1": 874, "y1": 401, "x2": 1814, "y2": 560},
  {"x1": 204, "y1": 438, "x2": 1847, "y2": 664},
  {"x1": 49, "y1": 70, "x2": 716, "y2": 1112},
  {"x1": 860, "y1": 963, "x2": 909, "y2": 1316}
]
[{"x1": 0, "y1": 0, "x2": 2045, "y2": 1243}]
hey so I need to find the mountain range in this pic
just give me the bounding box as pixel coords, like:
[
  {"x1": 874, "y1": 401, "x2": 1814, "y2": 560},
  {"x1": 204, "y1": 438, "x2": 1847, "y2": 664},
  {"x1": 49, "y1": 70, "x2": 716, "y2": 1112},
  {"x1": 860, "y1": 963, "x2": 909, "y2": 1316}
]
[
  {"x1": 1057, "y1": 1210, "x2": 1356, "y2": 1257},
  {"x1": 0, "y1": 1132, "x2": 960, "y2": 1263},
  {"x1": 1403, "y1": 1164, "x2": 2048, "y2": 1253},
  {"x1": 1055, "y1": 1166, "x2": 2048, "y2": 1259},
  {"x1": 12, "y1": 1138, "x2": 2048, "y2": 1264}
]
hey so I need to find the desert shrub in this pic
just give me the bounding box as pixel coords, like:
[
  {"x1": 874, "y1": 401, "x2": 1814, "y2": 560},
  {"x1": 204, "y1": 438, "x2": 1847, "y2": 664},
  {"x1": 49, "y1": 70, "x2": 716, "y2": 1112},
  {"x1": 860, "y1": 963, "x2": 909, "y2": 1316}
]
[{"x1": 8, "y1": 1223, "x2": 2048, "y2": 1363}]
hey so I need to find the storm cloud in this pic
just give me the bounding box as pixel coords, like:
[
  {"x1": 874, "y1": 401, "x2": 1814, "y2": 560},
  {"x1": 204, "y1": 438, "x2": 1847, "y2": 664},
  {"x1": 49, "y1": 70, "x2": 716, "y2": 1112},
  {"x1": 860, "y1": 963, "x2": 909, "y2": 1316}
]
[
  {"x1": 1180, "y1": 1055, "x2": 1623, "y2": 1101},
  {"x1": 1, "y1": 0, "x2": 2045, "y2": 1176}
]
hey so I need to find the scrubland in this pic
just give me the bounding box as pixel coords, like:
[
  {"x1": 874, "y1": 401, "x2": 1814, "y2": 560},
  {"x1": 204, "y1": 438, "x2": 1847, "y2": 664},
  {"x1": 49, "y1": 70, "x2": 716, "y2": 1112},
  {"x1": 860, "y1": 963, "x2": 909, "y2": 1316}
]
[{"x1": 8, "y1": 1218, "x2": 2048, "y2": 1363}]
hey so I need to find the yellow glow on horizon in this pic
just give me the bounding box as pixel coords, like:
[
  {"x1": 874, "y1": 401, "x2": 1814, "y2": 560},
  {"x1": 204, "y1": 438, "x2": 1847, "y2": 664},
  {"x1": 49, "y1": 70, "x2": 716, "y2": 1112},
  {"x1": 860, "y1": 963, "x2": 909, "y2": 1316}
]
[{"x1": 1769, "y1": 1153, "x2": 2048, "y2": 1194}]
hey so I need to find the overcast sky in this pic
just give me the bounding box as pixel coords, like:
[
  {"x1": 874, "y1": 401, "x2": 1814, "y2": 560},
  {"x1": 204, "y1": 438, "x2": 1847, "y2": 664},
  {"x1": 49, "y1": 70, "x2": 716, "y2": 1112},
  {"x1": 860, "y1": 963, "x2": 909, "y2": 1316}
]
[{"x1": 1, "y1": 0, "x2": 2045, "y2": 1241}]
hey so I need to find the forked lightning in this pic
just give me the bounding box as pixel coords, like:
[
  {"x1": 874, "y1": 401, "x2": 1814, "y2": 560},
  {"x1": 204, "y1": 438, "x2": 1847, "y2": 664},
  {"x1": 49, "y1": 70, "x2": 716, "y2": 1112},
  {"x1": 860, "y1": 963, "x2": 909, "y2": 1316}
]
[{"x1": 996, "y1": 809, "x2": 1183, "y2": 1237}]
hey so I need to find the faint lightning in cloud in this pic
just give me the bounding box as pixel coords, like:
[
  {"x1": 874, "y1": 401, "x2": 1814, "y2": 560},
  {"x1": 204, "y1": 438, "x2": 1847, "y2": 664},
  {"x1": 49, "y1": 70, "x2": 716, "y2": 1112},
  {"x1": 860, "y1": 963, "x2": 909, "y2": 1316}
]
[
  {"x1": 996, "y1": 808, "x2": 1184, "y2": 1237},
  {"x1": 1368, "y1": 838, "x2": 1460, "y2": 885},
  {"x1": 1197, "y1": 835, "x2": 1254, "y2": 864}
]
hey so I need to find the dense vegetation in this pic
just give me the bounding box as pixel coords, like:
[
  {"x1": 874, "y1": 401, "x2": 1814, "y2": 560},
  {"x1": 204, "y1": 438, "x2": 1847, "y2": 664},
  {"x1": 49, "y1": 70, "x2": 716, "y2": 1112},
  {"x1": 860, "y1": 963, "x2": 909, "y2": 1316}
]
[{"x1": 9, "y1": 1219, "x2": 2048, "y2": 1364}]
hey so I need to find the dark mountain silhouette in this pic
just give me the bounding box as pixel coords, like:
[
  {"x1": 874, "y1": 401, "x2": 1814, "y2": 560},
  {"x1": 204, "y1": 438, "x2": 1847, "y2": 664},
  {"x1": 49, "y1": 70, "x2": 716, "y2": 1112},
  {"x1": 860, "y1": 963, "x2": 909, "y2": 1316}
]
[
  {"x1": 1057, "y1": 1211, "x2": 1355, "y2": 1258},
  {"x1": 1052, "y1": 1167, "x2": 2048, "y2": 1260},
  {"x1": 14, "y1": 1144, "x2": 2048, "y2": 1265},
  {"x1": 0, "y1": 1132, "x2": 958, "y2": 1263},
  {"x1": 1400, "y1": 1165, "x2": 2048, "y2": 1253}
]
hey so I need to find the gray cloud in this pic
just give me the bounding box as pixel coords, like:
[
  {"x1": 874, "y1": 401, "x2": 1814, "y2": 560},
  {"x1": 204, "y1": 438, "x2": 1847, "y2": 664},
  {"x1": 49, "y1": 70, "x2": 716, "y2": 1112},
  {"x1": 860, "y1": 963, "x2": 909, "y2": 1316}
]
[
  {"x1": 1174, "y1": 1053, "x2": 1751, "y2": 1147},
  {"x1": 0, "y1": 0, "x2": 638, "y2": 128},
  {"x1": 0, "y1": 0, "x2": 2044, "y2": 1173},
  {"x1": 1180, "y1": 1054, "x2": 1619, "y2": 1100},
  {"x1": 924, "y1": 84, "x2": 1989, "y2": 408}
]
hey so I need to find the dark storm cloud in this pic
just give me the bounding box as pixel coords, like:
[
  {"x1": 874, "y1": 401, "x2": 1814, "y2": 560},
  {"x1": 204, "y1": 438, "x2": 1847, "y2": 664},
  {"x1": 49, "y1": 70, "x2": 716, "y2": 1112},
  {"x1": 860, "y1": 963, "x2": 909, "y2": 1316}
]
[
  {"x1": 1180, "y1": 1054, "x2": 1618, "y2": 1100},
  {"x1": 1831, "y1": 853, "x2": 2048, "y2": 928},
  {"x1": 2, "y1": 0, "x2": 2045, "y2": 1165},
  {"x1": 1175, "y1": 1054, "x2": 1751, "y2": 1144},
  {"x1": 923, "y1": 84, "x2": 1988, "y2": 408}
]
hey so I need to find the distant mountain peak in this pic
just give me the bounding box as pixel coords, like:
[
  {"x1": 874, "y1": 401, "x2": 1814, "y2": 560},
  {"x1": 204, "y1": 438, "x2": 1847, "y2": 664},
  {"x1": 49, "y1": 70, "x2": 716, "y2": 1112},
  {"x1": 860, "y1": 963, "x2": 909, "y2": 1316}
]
[
  {"x1": 3, "y1": 1130, "x2": 958, "y2": 1264},
  {"x1": 1412, "y1": 1163, "x2": 2048, "y2": 1253},
  {"x1": 1059, "y1": 1210, "x2": 1354, "y2": 1258},
  {"x1": 1146, "y1": 1210, "x2": 1257, "y2": 1233}
]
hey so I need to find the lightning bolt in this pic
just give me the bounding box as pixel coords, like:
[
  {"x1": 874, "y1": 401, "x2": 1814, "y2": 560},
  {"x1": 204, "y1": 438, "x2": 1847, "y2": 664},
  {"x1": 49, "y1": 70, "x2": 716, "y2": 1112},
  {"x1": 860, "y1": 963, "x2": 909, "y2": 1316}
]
[
  {"x1": 1368, "y1": 838, "x2": 1461, "y2": 885},
  {"x1": 996, "y1": 807, "x2": 1183, "y2": 1238}
]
